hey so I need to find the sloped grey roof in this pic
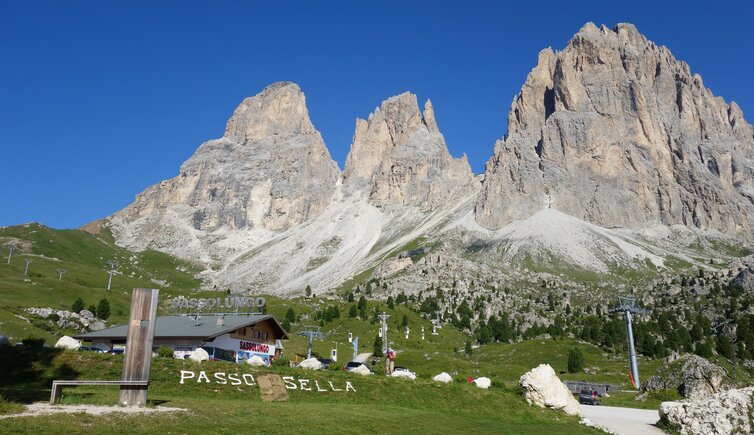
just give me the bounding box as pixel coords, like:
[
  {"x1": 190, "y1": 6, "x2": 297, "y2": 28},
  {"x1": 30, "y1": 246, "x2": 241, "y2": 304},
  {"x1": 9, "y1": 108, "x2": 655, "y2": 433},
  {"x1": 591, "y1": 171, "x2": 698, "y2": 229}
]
[{"x1": 75, "y1": 314, "x2": 288, "y2": 341}]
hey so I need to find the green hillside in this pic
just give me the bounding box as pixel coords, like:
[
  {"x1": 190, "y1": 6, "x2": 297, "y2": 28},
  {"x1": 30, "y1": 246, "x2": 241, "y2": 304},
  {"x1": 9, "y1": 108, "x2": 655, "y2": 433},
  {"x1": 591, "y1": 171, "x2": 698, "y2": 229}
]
[
  {"x1": 0, "y1": 223, "x2": 202, "y2": 342},
  {"x1": 0, "y1": 348, "x2": 600, "y2": 434}
]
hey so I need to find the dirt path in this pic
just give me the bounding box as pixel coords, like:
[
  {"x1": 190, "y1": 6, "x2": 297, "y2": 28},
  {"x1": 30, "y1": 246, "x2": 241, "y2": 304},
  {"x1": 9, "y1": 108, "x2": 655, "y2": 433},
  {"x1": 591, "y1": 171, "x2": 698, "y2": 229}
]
[
  {"x1": 580, "y1": 405, "x2": 663, "y2": 435},
  {"x1": 0, "y1": 403, "x2": 187, "y2": 419}
]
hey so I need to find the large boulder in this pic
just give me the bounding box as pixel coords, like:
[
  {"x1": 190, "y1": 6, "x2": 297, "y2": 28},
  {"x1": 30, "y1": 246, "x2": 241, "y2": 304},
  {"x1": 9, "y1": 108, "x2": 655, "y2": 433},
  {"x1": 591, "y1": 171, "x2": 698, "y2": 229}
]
[
  {"x1": 659, "y1": 386, "x2": 754, "y2": 434},
  {"x1": 432, "y1": 372, "x2": 453, "y2": 383},
  {"x1": 189, "y1": 347, "x2": 209, "y2": 362},
  {"x1": 519, "y1": 364, "x2": 582, "y2": 417},
  {"x1": 643, "y1": 354, "x2": 730, "y2": 400},
  {"x1": 297, "y1": 357, "x2": 323, "y2": 370},
  {"x1": 54, "y1": 336, "x2": 81, "y2": 350},
  {"x1": 731, "y1": 268, "x2": 754, "y2": 293},
  {"x1": 246, "y1": 355, "x2": 267, "y2": 366}
]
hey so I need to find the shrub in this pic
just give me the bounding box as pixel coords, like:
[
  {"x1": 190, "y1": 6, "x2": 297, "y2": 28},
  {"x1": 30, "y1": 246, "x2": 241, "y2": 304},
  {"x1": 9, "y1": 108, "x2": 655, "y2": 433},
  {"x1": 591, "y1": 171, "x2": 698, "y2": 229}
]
[
  {"x1": 157, "y1": 346, "x2": 174, "y2": 358},
  {"x1": 48, "y1": 313, "x2": 60, "y2": 322},
  {"x1": 96, "y1": 298, "x2": 111, "y2": 320},
  {"x1": 373, "y1": 334, "x2": 384, "y2": 357},
  {"x1": 21, "y1": 337, "x2": 45, "y2": 348},
  {"x1": 567, "y1": 347, "x2": 584, "y2": 373},
  {"x1": 271, "y1": 356, "x2": 290, "y2": 367},
  {"x1": 285, "y1": 307, "x2": 296, "y2": 323},
  {"x1": 71, "y1": 298, "x2": 84, "y2": 313}
]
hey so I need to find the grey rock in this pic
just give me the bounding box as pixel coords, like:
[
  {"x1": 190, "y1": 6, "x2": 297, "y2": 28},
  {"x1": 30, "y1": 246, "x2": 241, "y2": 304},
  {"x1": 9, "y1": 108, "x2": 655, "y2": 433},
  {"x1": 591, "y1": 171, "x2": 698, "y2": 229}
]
[
  {"x1": 644, "y1": 353, "x2": 730, "y2": 400},
  {"x1": 89, "y1": 320, "x2": 106, "y2": 331},
  {"x1": 731, "y1": 268, "x2": 754, "y2": 293},
  {"x1": 660, "y1": 386, "x2": 754, "y2": 435},
  {"x1": 477, "y1": 23, "x2": 754, "y2": 238}
]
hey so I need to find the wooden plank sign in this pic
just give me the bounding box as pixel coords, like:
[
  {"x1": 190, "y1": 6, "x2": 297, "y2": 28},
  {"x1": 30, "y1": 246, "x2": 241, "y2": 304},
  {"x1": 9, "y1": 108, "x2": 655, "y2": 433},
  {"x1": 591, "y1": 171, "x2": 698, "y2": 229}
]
[{"x1": 119, "y1": 288, "x2": 159, "y2": 406}]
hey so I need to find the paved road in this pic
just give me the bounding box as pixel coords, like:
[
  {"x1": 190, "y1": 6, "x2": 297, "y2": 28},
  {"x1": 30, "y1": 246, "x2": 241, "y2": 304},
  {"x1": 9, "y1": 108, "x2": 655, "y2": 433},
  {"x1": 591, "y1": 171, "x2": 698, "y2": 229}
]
[{"x1": 581, "y1": 405, "x2": 664, "y2": 435}]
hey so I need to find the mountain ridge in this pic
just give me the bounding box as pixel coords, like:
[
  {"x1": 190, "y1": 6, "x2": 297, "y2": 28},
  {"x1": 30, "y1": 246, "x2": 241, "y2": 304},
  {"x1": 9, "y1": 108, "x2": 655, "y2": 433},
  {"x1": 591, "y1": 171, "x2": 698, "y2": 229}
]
[{"x1": 103, "y1": 22, "x2": 754, "y2": 294}]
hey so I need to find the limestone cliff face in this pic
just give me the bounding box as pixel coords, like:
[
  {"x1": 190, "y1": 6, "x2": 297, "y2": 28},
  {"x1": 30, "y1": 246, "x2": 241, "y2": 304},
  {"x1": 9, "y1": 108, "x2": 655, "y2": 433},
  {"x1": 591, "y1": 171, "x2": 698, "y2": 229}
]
[
  {"x1": 476, "y1": 23, "x2": 754, "y2": 237},
  {"x1": 112, "y1": 82, "x2": 339, "y2": 237},
  {"x1": 343, "y1": 92, "x2": 475, "y2": 211}
]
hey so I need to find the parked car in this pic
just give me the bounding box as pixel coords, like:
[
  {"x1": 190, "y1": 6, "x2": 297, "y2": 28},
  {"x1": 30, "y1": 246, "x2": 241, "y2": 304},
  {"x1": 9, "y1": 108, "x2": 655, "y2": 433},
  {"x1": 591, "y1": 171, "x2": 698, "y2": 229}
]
[
  {"x1": 200, "y1": 346, "x2": 236, "y2": 363},
  {"x1": 578, "y1": 388, "x2": 601, "y2": 405},
  {"x1": 343, "y1": 361, "x2": 371, "y2": 372},
  {"x1": 106, "y1": 348, "x2": 125, "y2": 355},
  {"x1": 78, "y1": 346, "x2": 106, "y2": 353},
  {"x1": 317, "y1": 358, "x2": 334, "y2": 369}
]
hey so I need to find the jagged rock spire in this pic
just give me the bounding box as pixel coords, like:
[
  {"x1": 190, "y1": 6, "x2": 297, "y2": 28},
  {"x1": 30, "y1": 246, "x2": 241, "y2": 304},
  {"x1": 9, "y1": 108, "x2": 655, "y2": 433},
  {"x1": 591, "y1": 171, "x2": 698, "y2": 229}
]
[
  {"x1": 344, "y1": 92, "x2": 474, "y2": 211},
  {"x1": 477, "y1": 23, "x2": 754, "y2": 237}
]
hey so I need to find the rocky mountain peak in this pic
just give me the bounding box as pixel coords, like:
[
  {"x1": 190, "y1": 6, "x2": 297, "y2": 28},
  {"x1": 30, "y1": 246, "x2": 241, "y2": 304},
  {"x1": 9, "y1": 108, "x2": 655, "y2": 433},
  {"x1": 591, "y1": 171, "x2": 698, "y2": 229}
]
[
  {"x1": 109, "y1": 82, "x2": 339, "y2": 258},
  {"x1": 224, "y1": 81, "x2": 316, "y2": 143},
  {"x1": 477, "y1": 22, "x2": 754, "y2": 237},
  {"x1": 344, "y1": 92, "x2": 474, "y2": 210}
]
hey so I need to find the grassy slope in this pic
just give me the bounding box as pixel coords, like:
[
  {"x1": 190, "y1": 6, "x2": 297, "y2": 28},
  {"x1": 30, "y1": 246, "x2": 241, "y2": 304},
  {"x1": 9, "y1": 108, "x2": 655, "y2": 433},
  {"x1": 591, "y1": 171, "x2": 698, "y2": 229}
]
[
  {"x1": 0, "y1": 222, "x2": 672, "y2": 418},
  {"x1": 0, "y1": 223, "x2": 202, "y2": 343},
  {"x1": 0, "y1": 348, "x2": 599, "y2": 434}
]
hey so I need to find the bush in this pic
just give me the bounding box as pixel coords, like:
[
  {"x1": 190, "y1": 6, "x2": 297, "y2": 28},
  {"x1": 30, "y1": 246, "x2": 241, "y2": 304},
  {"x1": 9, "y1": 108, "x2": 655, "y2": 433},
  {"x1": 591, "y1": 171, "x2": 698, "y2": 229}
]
[
  {"x1": 48, "y1": 313, "x2": 60, "y2": 322},
  {"x1": 373, "y1": 334, "x2": 384, "y2": 357},
  {"x1": 71, "y1": 298, "x2": 84, "y2": 313},
  {"x1": 157, "y1": 346, "x2": 174, "y2": 358},
  {"x1": 271, "y1": 357, "x2": 290, "y2": 367},
  {"x1": 21, "y1": 337, "x2": 45, "y2": 348},
  {"x1": 567, "y1": 347, "x2": 584, "y2": 373},
  {"x1": 96, "y1": 298, "x2": 111, "y2": 320}
]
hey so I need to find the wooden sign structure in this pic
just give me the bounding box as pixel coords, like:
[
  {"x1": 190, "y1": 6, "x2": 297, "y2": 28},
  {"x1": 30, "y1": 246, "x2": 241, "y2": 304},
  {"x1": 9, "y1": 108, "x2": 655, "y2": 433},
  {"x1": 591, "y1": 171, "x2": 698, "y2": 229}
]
[{"x1": 119, "y1": 288, "x2": 159, "y2": 406}]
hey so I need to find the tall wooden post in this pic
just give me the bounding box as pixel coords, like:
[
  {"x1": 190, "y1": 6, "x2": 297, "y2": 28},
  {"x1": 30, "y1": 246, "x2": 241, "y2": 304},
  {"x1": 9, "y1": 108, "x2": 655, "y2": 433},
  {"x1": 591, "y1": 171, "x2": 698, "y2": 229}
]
[{"x1": 119, "y1": 288, "x2": 159, "y2": 406}]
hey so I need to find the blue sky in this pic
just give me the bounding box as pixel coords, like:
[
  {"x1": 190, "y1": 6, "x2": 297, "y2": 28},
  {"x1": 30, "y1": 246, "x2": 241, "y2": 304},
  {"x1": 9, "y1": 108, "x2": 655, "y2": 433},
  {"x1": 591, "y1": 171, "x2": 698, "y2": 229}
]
[{"x1": 2, "y1": 1, "x2": 753, "y2": 229}]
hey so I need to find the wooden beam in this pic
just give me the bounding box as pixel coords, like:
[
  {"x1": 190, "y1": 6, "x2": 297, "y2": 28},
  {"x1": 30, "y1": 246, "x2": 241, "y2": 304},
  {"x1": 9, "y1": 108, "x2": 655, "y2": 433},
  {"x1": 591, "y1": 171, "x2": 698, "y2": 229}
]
[{"x1": 119, "y1": 288, "x2": 159, "y2": 406}]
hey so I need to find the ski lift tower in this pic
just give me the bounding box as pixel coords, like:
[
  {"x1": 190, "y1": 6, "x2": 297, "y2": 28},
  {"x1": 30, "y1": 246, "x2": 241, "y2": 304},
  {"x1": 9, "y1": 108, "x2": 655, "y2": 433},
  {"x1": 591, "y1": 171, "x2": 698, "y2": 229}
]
[
  {"x1": 298, "y1": 326, "x2": 325, "y2": 359},
  {"x1": 106, "y1": 260, "x2": 119, "y2": 290},
  {"x1": 610, "y1": 296, "x2": 648, "y2": 389}
]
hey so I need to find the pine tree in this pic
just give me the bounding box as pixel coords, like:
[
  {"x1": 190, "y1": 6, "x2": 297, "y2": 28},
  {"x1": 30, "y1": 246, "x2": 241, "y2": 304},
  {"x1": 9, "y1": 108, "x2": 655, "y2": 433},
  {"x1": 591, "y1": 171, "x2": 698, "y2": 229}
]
[
  {"x1": 282, "y1": 319, "x2": 291, "y2": 332},
  {"x1": 96, "y1": 298, "x2": 111, "y2": 320},
  {"x1": 373, "y1": 334, "x2": 384, "y2": 357},
  {"x1": 349, "y1": 305, "x2": 358, "y2": 318},
  {"x1": 347, "y1": 292, "x2": 355, "y2": 302},
  {"x1": 387, "y1": 296, "x2": 395, "y2": 309},
  {"x1": 464, "y1": 339, "x2": 472, "y2": 356},
  {"x1": 88, "y1": 304, "x2": 97, "y2": 314},
  {"x1": 401, "y1": 314, "x2": 408, "y2": 327},
  {"x1": 285, "y1": 307, "x2": 296, "y2": 323},
  {"x1": 305, "y1": 285, "x2": 312, "y2": 298},
  {"x1": 567, "y1": 347, "x2": 584, "y2": 373},
  {"x1": 71, "y1": 298, "x2": 85, "y2": 313}
]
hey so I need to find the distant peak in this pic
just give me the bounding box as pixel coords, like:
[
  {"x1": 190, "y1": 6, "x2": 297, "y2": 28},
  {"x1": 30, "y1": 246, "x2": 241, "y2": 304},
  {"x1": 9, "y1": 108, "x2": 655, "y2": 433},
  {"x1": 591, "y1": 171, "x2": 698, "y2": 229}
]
[{"x1": 224, "y1": 81, "x2": 315, "y2": 142}]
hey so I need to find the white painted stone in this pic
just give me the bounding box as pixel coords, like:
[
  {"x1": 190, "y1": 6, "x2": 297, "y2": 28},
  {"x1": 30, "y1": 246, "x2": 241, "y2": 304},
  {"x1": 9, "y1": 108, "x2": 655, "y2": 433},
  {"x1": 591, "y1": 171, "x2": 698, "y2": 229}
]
[
  {"x1": 432, "y1": 372, "x2": 453, "y2": 383},
  {"x1": 54, "y1": 336, "x2": 81, "y2": 350}
]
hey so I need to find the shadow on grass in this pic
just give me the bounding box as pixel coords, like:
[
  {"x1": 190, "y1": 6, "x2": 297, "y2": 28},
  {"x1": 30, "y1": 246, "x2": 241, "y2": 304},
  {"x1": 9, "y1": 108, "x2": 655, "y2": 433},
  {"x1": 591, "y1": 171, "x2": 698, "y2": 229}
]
[{"x1": 0, "y1": 345, "x2": 79, "y2": 403}]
